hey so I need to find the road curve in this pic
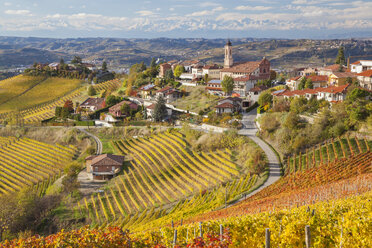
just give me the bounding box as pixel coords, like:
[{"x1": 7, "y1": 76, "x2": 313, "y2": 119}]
[
  {"x1": 78, "y1": 128, "x2": 103, "y2": 155},
  {"x1": 237, "y1": 108, "x2": 281, "y2": 198}
]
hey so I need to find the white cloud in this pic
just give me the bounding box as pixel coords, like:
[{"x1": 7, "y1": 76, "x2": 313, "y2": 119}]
[
  {"x1": 136, "y1": 10, "x2": 154, "y2": 16},
  {"x1": 4, "y1": 9, "x2": 32, "y2": 15},
  {"x1": 4, "y1": 2, "x2": 11, "y2": 6},
  {"x1": 199, "y1": 2, "x2": 220, "y2": 8},
  {"x1": 235, "y1": 5, "x2": 273, "y2": 11},
  {"x1": 169, "y1": 7, "x2": 175, "y2": 11},
  {"x1": 188, "y1": 6, "x2": 224, "y2": 17}
]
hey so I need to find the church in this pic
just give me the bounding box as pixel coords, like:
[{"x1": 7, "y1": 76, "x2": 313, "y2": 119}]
[{"x1": 220, "y1": 40, "x2": 271, "y2": 97}]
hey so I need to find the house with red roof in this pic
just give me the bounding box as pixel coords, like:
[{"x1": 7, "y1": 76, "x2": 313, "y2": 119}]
[
  {"x1": 109, "y1": 100, "x2": 138, "y2": 117},
  {"x1": 155, "y1": 86, "x2": 181, "y2": 103},
  {"x1": 306, "y1": 75, "x2": 328, "y2": 88},
  {"x1": 80, "y1": 98, "x2": 106, "y2": 112},
  {"x1": 214, "y1": 97, "x2": 242, "y2": 114},
  {"x1": 139, "y1": 83, "x2": 156, "y2": 99},
  {"x1": 232, "y1": 76, "x2": 256, "y2": 97},
  {"x1": 273, "y1": 84, "x2": 350, "y2": 102},
  {"x1": 85, "y1": 154, "x2": 125, "y2": 180},
  {"x1": 356, "y1": 70, "x2": 372, "y2": 90},
  {"x1": 206, "y1": 80, "x2": 223, "y2": 96},
  {"x1": 286, "y1": 76, "x2": 302, "y2": 90}
]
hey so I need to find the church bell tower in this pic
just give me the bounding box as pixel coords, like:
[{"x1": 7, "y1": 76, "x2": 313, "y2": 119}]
[{"x1": 224, "y1": 39, "x2": 233, "y2": 68}]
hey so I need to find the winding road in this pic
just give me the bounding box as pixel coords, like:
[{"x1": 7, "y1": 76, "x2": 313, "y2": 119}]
[
  {"x1": 237, "y1": 108, "x2": 281, "y2": 198},
  {"x1": 78, "y1": 128, "x2": 102, "y2": 155}
]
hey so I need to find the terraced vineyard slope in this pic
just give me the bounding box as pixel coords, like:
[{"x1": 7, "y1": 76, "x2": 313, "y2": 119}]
[
  {"x1": 0, "y1": 136, "x2": 77, "y2": 194},
  {"x1": 78, "y1": 131, "x2": 260, "y2": 228},
  {"x1": 285, "y1": 136, "x2": 371, "y2": 174}
]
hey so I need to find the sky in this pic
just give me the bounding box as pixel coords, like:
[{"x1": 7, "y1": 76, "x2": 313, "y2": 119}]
[{"x1": 0, "y1": 0, "x2": 371, "y2": 39}]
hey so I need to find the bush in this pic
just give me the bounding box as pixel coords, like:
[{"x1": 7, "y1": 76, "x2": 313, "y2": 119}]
[{"x1": 86, "y1": 146, "x2": 96, "y2": 155}]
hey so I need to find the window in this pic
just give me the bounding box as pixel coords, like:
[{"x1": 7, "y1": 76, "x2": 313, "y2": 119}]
[
  {"x1": 112, "y1": 166, "x2": 115, "y2": 171},
  {"x1": 95, "y1": 167, "x2": 98, "y2": 171}
]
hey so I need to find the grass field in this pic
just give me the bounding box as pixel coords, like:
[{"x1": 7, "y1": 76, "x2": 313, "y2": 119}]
[
  {"x1": 172, "y1": 86, "x2": 219, "y2": 113},
  {"x1": 0, "y1": 76, "x2": 82, "y2": 113}
]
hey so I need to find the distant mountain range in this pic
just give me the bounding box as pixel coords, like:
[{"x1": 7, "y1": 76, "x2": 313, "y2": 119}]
[{"x1": 0, "y1": 36, "x2": 371, "y2": 70}]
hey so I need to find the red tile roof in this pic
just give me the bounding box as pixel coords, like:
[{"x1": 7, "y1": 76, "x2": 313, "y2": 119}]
[
  {"x1": 289, "y1": 76, "x2": 301, "y2": 81},
  {"x1": 331, "y1": 71, "x2": 357, "y2": 78},
  {"x1": 156, "y1": 86, "x2": 173, "y2": 93},
  {"x1": 324, "y1": 64, "x2": 341, "y2": 71},
  {"x1": 89, "y1": 154, "x2": 125, "y2": 166},
  {"x1": 357, "y1": 69, "x2": 372, "y2": 77},
  {"x1": 220, "y1": 61, "x2": 261, "y2": 73},
  {"x1": 279, "y1": 84, "x2": 350, "y2": 97},
  {"x1": 109, "y1": 100, "x2": 138, "y2": 112},
  {"x1": 215, "y1": 102, "x2": 235, "y2": 109},
  {"x1": 316, "y1": 84, "x2": 349, "y2": 94},
  {"x1": 249, "y1": 85, "x2": 267, "y2": 92},
  {"x1": 219, "y1": 97, "x2": 243, "y2": 102},
  {"x1": 203, "y1": 64, "x2": 220, "y2": 69},
  {"x1": 351, "y1": 61, "x2": 360, "y2": 65},
  {"x1": 81, "y1": 98, "x2": 106, "y2": 110}
]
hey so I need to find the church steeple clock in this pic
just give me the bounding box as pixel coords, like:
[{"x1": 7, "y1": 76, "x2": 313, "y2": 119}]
[{"x1": 224, "y1": 39, "x2": 233, "y2": 68}]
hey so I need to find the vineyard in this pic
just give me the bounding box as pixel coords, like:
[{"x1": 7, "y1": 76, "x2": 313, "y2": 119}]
[
  {"x1": 0, "y1": 136, "x2": 77, "y2": 195},
  {"x1": 0, "y1": 75, "x2": 46, "y2": 109},
  {"x1": 0, "y1": 76, "x2": 81, "y2": 113},
  {"x1": 2, "y1": 191, "x2": 370, "y2": 247},
  {"x1": 77, "y1": 130, "x2": 261, "y2": 230},
  {"x1": 284, "y1": 136, "x2": 372, "y2": 174},
  {"x1": 0, "y1": 78, "x2": 122, "y2": 124}
]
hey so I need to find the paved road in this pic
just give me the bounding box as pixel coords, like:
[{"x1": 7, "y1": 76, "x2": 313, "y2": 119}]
[
  {"x1": 237, "y1": 108, "x2": 281, "y2": 198},
  {"x1": 78, "y1": 128, "x2": 102, "y2": 155}
]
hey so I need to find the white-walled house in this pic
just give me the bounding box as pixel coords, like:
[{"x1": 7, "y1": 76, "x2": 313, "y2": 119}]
[
  {"x1": 350, "y1": 60, "x2": 372, "y2": 73},
  {"x1": 357, "y1": 70, "x2": 372, "y2": 90}
]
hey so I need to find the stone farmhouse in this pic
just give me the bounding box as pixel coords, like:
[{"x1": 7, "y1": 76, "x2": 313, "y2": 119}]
[{"x1": 85, "y1": 154, "x2": 125, "y2": 180}]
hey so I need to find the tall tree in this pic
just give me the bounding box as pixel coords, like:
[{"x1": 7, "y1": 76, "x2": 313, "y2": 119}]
[
  {"x1": 298, "y1": 77, "x2": 307, "y2": 90},
  {"x1": 165, "y1": 69, "x2": 174, "y2": 81},
  {"x1": 88, "y1": 85, "x2": 96, "y2": 96},
  {"x1": 120, "y1": 103, "x2": 131, "y2": 116},
  {"x1": 305, "y1": 79, "x2": 313, "y2": 89},
  {"x1": 173, "y1": 65, "x2": 185, "y2": 78},
  {"x1": 204, "y1": 73, "x2": 210, "y2": 84},
  {"x1": 153, "y1": 96, "x2": 167, "y2": 122},
  {"x1": 71, "y1": 56, "x2": 82, "y2": 65},
  {"x1": 221, "y1": 75, "x2": 234, "y2": 95},
  {"x1": 150, "y1": 58, "x2": 156, "y2": 68},
  {"x1": 60, "y1": 58, "x2": 65, "y2": 65},
  {"x1": 335, "y1": 46, "x2": 346, "y2": 65},
  {"x1": 102, "y1": 61, "x2": 108, "y2": 71},
  {"x1": 64, "y1": 100, "x2": 74, "y2": 112}
]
